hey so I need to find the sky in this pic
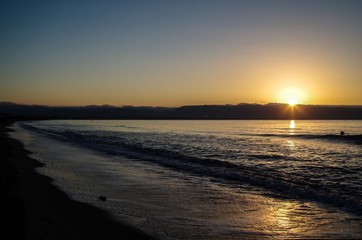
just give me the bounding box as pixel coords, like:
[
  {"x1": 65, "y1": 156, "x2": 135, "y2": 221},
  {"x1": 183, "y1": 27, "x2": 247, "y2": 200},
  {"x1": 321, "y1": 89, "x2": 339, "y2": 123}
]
[{"x1": 1, "y1": 0, "x2": 361, "y2": 106}]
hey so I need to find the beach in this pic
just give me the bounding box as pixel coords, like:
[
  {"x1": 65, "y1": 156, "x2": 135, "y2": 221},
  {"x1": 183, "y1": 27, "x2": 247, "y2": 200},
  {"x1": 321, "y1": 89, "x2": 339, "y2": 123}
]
[{"x1": 0, "y1": 120, "x2": 156, "y2": 240}]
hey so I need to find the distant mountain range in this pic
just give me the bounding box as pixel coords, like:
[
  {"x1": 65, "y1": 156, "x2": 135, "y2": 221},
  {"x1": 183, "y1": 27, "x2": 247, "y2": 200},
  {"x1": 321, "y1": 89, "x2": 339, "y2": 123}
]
[{"x1": 1, "y1": 102, "x2": 362, "y2": 120}]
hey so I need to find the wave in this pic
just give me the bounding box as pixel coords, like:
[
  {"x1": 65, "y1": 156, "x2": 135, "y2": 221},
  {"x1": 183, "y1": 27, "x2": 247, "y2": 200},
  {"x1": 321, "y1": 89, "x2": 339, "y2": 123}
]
[
  {"x1": 19, "y1": 122, "x2": 362, "y2": 215},
  {"x1": 242, "y1": 133, "x2": 362, "y2": 145}
]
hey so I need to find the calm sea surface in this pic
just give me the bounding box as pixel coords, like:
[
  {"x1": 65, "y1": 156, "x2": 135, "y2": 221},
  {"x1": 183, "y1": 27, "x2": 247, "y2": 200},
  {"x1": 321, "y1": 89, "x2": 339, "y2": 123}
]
[{"x1": 12, "y1": 120, "x2": 362, "y2": 239}]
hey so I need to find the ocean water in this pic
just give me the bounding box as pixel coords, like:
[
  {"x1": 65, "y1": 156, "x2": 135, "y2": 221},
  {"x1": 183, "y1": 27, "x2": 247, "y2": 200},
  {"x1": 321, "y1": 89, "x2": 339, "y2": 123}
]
[{"x1": 11, "y1": 120, "x2": 362, "y2": 239}]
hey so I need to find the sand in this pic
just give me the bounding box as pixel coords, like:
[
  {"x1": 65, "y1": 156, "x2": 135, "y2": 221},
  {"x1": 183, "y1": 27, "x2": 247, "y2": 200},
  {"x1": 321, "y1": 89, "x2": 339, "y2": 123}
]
[{"x1": 0, "y1": 119, "x2": 157, "y2": 240}]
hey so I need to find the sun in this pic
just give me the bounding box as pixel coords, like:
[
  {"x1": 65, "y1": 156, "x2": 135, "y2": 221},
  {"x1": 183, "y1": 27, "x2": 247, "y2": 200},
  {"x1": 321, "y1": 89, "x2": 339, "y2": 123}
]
[
  {"x1": 278, "y1": 87, "x2": 305, "y2": 106},
  {"x1": 287, "y1": 97, "x2": 298, "y2": 106}
]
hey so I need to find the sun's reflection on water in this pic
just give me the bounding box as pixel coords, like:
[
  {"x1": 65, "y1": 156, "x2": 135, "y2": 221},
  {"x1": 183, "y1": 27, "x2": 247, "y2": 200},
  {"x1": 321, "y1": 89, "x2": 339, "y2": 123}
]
[
  {"x1": 289, "y1": 120, "x2": 295, "y2": 129},
  {"x1": 261, "y1": 200, "x2": 321, "y2": 237},
  {"x1": 272, "y1": 202, "x2": 299, "y2": 232},
  {"x1": 287, "y1": 120, "x2": 296, "y2": 138},
  {"x1": 285, "y1": 140, "x2": 295, "y2": 149},
  {"x1": 230, "y1": 193, "x2": 360, "y2": 239}
]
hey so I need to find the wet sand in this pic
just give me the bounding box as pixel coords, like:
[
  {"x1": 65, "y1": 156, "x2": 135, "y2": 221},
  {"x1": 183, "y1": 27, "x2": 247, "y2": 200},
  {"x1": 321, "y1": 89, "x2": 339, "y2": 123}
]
[{"x1": 0, "y1": 120, "x2": 157, "y2": 240}]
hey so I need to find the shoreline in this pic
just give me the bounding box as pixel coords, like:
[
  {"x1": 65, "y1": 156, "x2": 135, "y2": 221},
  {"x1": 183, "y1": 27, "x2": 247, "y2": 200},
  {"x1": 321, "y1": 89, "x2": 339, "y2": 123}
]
[{"x1": 0, "y1": 120, "x2": 156, "y2": 240}]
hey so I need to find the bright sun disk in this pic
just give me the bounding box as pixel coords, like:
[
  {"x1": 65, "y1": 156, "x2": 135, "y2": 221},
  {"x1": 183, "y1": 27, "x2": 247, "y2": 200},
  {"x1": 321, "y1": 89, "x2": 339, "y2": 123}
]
[
  {"x1": 278, "y1": 87, "x2": 305, "y2": 106},
  {"x1": 287, "y1": 98, "x2": 298, "y2": 106}
]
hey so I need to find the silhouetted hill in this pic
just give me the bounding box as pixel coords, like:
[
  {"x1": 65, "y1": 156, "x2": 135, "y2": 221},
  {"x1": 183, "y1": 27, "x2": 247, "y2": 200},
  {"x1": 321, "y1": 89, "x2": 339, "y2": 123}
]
[
  {"x1": 0, "y1": 102, "x2": 170, "y2": 119},
  {"x1": 1, "y1": 102, "x2": 362, "y2": 120},
  {"x1": 164, "y1": 104, "x2": 362, "y2": 119}
]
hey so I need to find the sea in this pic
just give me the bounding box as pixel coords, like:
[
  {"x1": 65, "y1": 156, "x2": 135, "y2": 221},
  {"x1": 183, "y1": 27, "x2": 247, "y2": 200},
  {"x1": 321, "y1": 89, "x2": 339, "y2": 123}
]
[{"x1": 10, "y1": 120, "x2": 362, "y2": 239}]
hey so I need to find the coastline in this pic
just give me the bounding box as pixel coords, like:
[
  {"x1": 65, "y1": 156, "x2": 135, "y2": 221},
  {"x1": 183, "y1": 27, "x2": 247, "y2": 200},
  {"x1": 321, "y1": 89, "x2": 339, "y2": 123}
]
[{"x1": 0, "y1": 120, "x2": 156, "y2": 240}]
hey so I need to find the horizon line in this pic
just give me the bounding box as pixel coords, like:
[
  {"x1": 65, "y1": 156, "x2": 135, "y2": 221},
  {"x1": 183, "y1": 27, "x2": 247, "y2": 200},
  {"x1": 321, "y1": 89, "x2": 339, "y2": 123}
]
[{"x1": 1, "y1": 101, "x2": 362, "y2": 108}]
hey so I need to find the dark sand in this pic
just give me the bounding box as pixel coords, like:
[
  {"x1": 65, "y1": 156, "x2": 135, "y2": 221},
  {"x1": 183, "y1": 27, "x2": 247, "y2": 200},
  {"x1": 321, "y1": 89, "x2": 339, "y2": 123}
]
[{"x1": 0, "y1": 120, "x2": 157, "y2": 240}]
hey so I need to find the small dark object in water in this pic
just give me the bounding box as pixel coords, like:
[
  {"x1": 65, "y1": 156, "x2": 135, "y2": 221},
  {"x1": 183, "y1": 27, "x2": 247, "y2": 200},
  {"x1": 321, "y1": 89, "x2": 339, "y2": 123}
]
[
  {"x1": 340, "y1": 131, "x2": 345, "y2": 136},
  {"x1": 98, "y1": 196, "x2": 107, "y2": 201}
]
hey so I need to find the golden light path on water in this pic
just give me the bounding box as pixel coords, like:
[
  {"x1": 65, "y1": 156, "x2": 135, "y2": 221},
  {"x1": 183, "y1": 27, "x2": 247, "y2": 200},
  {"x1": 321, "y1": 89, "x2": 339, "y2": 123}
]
[
  {"x1": 287, "y1": 120, "x2": 296, "y2": 150},
  {"x1": 262, "y1": 201, "x2": 319, "y2": 236},
  {"x1": 289, "y1": 120, "x2": 295, "y2": 129},
  {"x1": 252, "y1": 120, "x2": 307, "y2": 237},
  {"x1": 227, "y1": 193, "x2": 348, "y2": 239}
]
